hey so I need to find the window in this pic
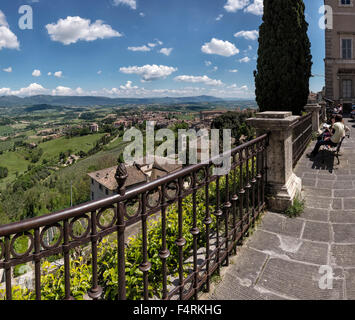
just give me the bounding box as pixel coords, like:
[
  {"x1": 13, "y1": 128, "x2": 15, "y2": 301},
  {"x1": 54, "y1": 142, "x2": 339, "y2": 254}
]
[
  {"x1": 99, "y1": 184, "x2": 102, "y2": 190},
  {"x1": 91, "y1": 178, "x2": 94, "y2": 185},
  {"x1": 91, "y1": 192, "x2": 94, "y2": 200},
  {"x1": 341, "y1": 0, "x2": 351, "y2": 5},
  {"x1": 105, "y1": 189, "x2": 108, "y2": 195},
  {"x1": 342, "y1": 79, "x2": 352, "y2": 98},
  {"x1": 342, "y1": 39, "x2": 352, "y2": 59}
]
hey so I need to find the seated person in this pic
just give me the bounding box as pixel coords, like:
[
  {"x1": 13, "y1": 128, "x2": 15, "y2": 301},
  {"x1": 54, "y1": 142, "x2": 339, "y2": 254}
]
[
  {"x1": 307, "y1": 114, "x2": 345, "y2": 158},
  {"x1": 318, "y1": 116, "x2": 335, "y2": 142},
  {"x1": 338, "y1": 104, "x2": 343, "y2": 115}
]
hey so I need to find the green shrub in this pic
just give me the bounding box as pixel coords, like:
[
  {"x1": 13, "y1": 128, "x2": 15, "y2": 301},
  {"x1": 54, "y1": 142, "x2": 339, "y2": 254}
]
[{"x1": 0, "y1": 166, "x2": 8, "y2": 179}]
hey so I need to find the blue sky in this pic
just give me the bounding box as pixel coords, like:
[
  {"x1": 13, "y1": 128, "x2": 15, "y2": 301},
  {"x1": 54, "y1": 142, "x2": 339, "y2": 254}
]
[{"x1": 0, "y1": 0, "x2": 325, "y2": 99}]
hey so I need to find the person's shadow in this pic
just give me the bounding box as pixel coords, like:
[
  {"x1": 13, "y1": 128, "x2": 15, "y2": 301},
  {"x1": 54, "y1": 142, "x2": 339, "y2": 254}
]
[{"x1": 308, "y1": 149, "x2": 336, "y2": 173}]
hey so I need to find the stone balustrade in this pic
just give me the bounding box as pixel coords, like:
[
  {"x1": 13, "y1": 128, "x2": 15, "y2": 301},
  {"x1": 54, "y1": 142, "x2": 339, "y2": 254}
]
[{"x1": 246, "y1": 111, "x2": 302, "y2": 212}]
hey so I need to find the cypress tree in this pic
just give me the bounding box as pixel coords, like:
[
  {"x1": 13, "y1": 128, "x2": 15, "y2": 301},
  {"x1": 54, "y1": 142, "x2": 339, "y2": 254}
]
[{"x1": 254, "y1": 0, "x2": 312, "y2": 115}]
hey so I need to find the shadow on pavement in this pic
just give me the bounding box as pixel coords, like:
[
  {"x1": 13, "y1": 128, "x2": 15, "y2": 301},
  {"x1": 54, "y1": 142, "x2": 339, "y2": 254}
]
[{"x1": 308, "y1": 149, "x2": 335, "y2": 173}]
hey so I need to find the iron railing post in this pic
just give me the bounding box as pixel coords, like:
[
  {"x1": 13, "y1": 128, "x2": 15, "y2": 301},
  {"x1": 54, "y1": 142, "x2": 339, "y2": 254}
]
[{"x1": 115, "y1": 163, "x2": 128, "y2": 300}]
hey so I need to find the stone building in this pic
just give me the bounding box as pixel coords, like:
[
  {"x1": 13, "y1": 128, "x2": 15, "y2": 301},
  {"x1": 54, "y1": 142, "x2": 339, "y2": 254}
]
[
  {"x1": 89, "y1": 123, "x2": 99, "y2": 132},
  {"x1": 88, "y1": 164, "x2": 148, "y2": 201},
  {"x1": 324, "y1": 0, "x2": 355, "y2": 112},
  {"x1": 199, "y1": 110, "x2": 228, "y2": 121},
  {"x1": 87, "y1": 156, "x2": 182, "y2": 201}
]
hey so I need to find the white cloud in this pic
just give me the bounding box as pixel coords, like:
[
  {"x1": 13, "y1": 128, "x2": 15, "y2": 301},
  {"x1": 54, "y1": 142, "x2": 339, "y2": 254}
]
[
  {"x1": 52, "y1": 86, "x2": 73, "y2": 95},
  {"x1": 3, "y1": 66, "x2": 12, "y2": 73},
  {"x1": 239, "y1": 56, "x2": 250, "y2": 63},
  {"x1": 12, "y1": 83, "x2": 49, "y2": 96},
  {"x1": 139, "y1": 12, "x2": 145, "y2": 17},
  {"x1": 229, "y1": 69, "x2": 238, "y2": 73},
  {"x1": 112, "y1": 0, "x2": 136, "y2": 10},
  {"x1": 227, "y1": 84, "x2": 248, "y2": 91},
  {"x1": 47, "y1": 72, "x2": 52, "y2": 76},
  {"x1": 224, "y1": 0, "x2": 263, "y2": 15},
  {"x1": 201, "y1": 38, "x2": 239, "y2": 57},
  {"x1": 159, "y1": 48, "x2": 173, "y2": 56},
  {"x1": 216, "y1": 14, "x2": 223, "y2": 21},
  {"x1": 0, "y1": 83, "x2": 253, "y2": 99},
  {"x1": 174, "y1": 75, "x2": 223, "y2": 86},
  {"x1": 119, "y1": 64, "x2": 177, "y2": 81},
  {"x1": 54, "y1": 71, "x2": 63, "y2": 78},
  {"x1": 120, "y1": 81, "x2": 138, "y2": 90},
  {"x1": 32, "y1": 69, "x2": 41, "y2": 77},
  {"x1": 205, "y1": 61, "x2": 212, "y2": 67},
  {"x1": 97, "y1": 70, "x2": 102, "y2": 74},
  {"x1": 52, "y1": 86, "x2": 84, "y2": 96},
  {"x1": 248, "y1": 45, "x2": 253, "y2": 50},
  {"x1": 0, "y1": 11, "x2": 7, "y2": 26},
  {"x1": 102, "y1": 86, "x2": 210, "y2": 98},
  {"x1": 212, "y1": 66, "x2": 218, "y2": 72},
  {"x1": 128, "y1": 45, "x2": 151, "y2": 52},
  {"x1": 0, "y1": 88, "x2": 11, "y2": 95},
  {"x1": 46, "y1": 16, "x2": 122, "y2": 45},
  {"x1": 0, "y1": 10, "x2": 20, "y2": 50},
  {"x1": 148, "y1": 39, "x2": 163, "y2": 48},
  {"x1": 234, "y1": 30, "x2": 259, "y2": 41},
  {"x1": 244, "y1": 0, "x2": 263, "y2": 15},
  {"x1": 224, "y1": 0, "x2": 250, "y2": 12}
]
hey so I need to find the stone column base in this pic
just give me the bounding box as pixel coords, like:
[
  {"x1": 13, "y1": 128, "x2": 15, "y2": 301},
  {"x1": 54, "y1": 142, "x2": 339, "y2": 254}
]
[{"x1": 266, "y1": 173, "x2": 303, "y2": 212}]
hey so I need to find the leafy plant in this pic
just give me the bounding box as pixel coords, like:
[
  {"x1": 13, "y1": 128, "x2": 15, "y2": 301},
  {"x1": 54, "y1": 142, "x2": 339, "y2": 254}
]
[{"x1": 284, "y1": 196, "x2": 305, "y2": 218}]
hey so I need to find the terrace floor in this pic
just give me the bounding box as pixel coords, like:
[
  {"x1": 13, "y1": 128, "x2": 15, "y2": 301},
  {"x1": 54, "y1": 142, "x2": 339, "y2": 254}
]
[{"x1": 206, "y1": 117, "x2": 355, "y2": 300}]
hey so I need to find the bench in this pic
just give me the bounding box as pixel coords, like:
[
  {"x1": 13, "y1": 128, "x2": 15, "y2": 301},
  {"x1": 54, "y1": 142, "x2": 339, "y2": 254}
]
[{"x1": 321, "y1": 135, "x2": 347, "y2": 165}]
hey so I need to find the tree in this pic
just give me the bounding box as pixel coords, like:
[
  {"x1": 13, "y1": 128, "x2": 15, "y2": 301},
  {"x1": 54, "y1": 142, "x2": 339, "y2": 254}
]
[
  {"x1": 254, "y1": 0, "x2": 312, "y2": 115},
  {"x1": 211, "y1": 111, "x2": 256, "y2": 144},
  {"x1": 0, "y1": 166, "x2": 8, "y2": 179}
]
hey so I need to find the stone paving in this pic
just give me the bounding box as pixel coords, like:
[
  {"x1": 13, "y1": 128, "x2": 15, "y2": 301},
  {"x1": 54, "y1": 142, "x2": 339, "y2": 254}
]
[{"x1": 206, "y1": 118, "x2": 355, "y2": 300}]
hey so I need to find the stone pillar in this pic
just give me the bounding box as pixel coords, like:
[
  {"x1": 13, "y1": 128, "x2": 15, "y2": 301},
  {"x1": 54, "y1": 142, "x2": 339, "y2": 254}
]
[
  {"x1": 304, "y1": 103, "x2": 322, "y2": 131},
  {"x1": 246, "y1": 112, "x2": 302, "y2": 212},
  {"x1": 319, "y1": 101, "x2": 327, "y2": 122}
]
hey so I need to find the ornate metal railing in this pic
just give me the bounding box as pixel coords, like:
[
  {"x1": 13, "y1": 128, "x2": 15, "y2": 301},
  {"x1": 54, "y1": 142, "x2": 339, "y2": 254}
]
[
  {"x1": 292, "y1": 112, "x2": 313, "y2": 167},
  {"x1": 0, "y1": 134, "x2": 269, "y2": 300}
]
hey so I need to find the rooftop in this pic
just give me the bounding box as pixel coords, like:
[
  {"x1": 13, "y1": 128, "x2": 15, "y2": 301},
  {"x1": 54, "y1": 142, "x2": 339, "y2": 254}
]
[{"x1": 88, "y1": 164, "x2": 148, "y2": 190}]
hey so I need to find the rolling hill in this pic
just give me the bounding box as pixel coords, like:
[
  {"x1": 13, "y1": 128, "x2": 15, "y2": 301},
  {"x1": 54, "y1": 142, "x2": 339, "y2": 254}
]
[{"x1": 0, "y1": 95, "x2": 225, "y2": 107}]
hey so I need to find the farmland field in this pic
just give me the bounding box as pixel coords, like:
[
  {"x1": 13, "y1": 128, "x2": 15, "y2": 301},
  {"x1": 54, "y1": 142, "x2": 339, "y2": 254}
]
[
  {"x1": 0, "y1": 133, "x2": 105, "y2": 188},
  {"x1": 38, "y1": 133, "x2": 105, "y2": 162},
  {"x1": 0, "y1": 125, "x2": 14, "y2": 136},
  {"x1": 0, "y1": 151, "x2": 29, "y2": 187}
]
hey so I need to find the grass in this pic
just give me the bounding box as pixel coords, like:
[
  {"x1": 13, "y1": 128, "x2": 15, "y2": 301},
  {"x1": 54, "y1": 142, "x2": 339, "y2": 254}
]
[
  {"x1": 102, "y1": 135, "x2": 125, "y2": 151},
  {"x1": 59, "y1": 142, "x2": 126, "y2": 179},
  {"x1": 284, "y1": 196, "x2": 305, "y2": 218},
  {"x1": 0, "y1": 151, "x2": 29, "y2": 187},
  {"x1": 38, "y1": 133, "x2": 105, "y2": 162},
  {"x1": 0, "y1": 140, "x2": 13, "y2": 152}
]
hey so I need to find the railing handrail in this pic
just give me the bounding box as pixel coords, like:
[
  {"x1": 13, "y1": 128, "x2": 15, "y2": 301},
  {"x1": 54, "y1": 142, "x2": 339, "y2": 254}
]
[
  {"x1": 292, "y1": 111, "x2": 313, "y2": 167},
  {"x1": 0, "y1": 134, "x2": 269, "y2": 237},
  {"x1": 290, "y1": 112, "x2": 312, "y2": 129}
]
